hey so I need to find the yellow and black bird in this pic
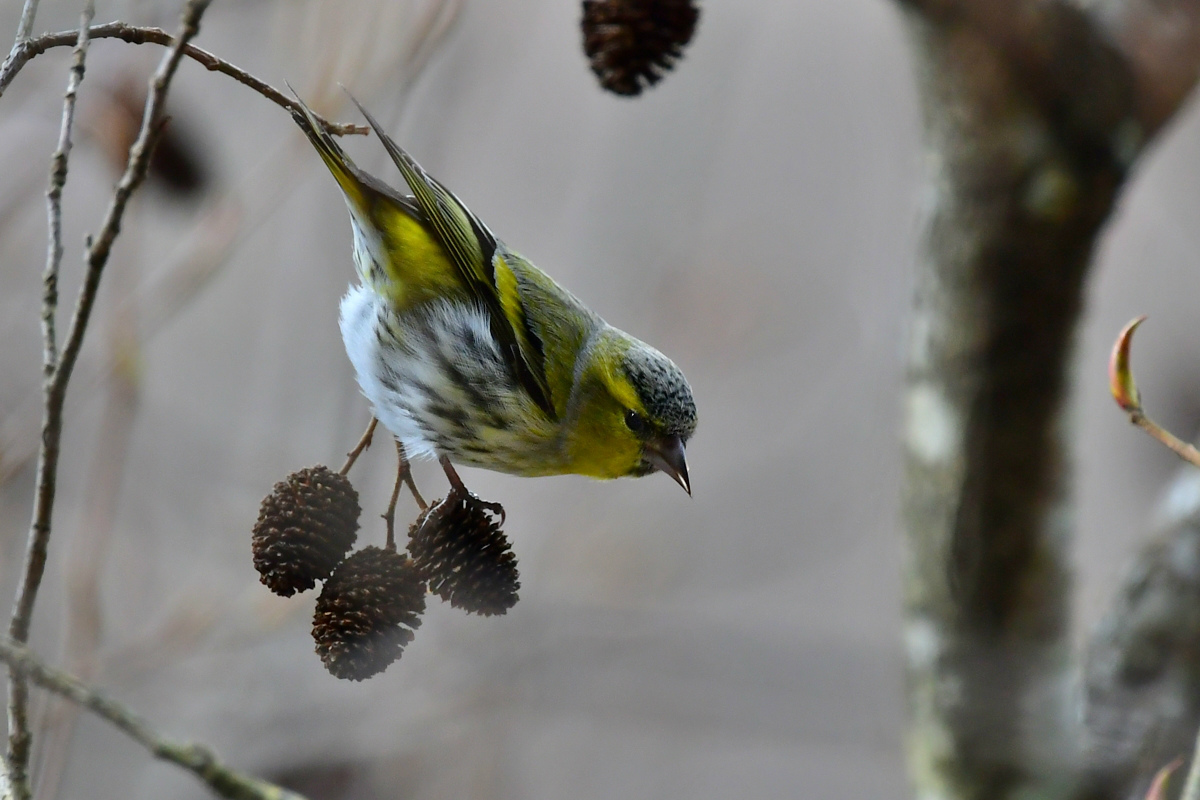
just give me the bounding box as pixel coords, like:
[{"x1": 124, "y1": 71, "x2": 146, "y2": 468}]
[{"x1": 291, "y1": 94, "x2": 696, "y2": 493}]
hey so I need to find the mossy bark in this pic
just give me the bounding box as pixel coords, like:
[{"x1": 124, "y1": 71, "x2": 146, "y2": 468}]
[{"x1": 899, "y1": 5, "x2": 1136, "y2": 798}]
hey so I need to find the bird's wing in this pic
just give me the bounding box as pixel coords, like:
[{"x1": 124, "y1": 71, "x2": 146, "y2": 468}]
[
  {"x1": 346, "y1": 93, "x2": 557, "y2": 420},
  {"x1": 290, "y1": 93, "x2": 468, "y2": 309}
]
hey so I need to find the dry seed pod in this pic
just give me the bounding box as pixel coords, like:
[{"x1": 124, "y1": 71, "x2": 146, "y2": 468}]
[
  {"x1": 313, "y1": 546, "x2": 426, "y2": 680},
  {"x1": 252, "y1": 465, "x2": 359, "y2": 597},
  {"x1": 408, "y1": 485, "x2": 519, "y2": 616},
  {"x1": 581, "y1": 0, "x2": 699, "y2": 96}
]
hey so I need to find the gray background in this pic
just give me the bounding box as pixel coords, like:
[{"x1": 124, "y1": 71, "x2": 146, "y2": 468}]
[{"x1": 1, "y1": 0, "x2": 1198, "y2": 797}]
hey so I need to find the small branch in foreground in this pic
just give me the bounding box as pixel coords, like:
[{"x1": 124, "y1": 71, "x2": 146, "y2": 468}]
[
  {"x1": 1126, "y1": 410, "x2": 1200, "y2": 467},
  {"x1": 0, "y1": 637, "x2": 308, "y2": 800},
  {"x1": 14, "y1": 0, "x2": 39, "y2": 44},
  {"x1": 339, "y1": 417, "x2": 377, "y2": 476},
  {"x1": 1108, "y1": 316, "x2": 1200, "y2": 469},
  {"x1": 6, "y1": 7, "x2": 95, "y2": 795},
  {"x1": 0, "y1": 22, "x2": 367, "y2": 135},
  {"x1": 43, "y1": 1, "x2": 95, "y2": 378},
  {"x1": 6, "y1": 2, "x2": 212, "y2": 794},
  {"x1": 27, "y1": 9, "x2": 96, "y2": 784}
]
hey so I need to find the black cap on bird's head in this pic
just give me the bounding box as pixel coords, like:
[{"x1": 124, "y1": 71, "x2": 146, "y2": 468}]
[{"x1": 621, "y1": 344, "x2": 697, "y2": 494}]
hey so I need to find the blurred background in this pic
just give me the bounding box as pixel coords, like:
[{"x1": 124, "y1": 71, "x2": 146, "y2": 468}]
[{"x1": 1, "y1": 0, "x2": 1199, "y2": 797}]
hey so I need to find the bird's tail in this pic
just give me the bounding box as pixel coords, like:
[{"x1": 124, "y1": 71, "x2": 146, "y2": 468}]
[{"x1": 288, "y1": 92, "x2": 368, "y2": 210}]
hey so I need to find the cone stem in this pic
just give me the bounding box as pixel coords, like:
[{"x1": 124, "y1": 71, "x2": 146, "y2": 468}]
[
  {"x1": 401, "y1": 442, "x2": 425, "y2": 510},
  {"x1": 383, "y1": 441, "x2": 424, "y2": 549},
  {"x1": 339, "y1": 417, "x2": 378, "y2": 476}
]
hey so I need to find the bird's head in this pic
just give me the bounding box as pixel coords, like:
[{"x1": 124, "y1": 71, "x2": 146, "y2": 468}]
[{"x1": 567, "y1": 330, "x2": 697, "y2": 493}]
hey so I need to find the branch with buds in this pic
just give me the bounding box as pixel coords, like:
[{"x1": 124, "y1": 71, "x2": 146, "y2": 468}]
[{"x1": 1108, "y1": 317, "x2": 1200, "y2": 469}]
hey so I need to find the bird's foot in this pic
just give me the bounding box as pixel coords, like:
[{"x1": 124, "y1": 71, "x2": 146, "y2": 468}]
[{"x1": 438, "y1": 456, "x2": 505, "y2": 523}]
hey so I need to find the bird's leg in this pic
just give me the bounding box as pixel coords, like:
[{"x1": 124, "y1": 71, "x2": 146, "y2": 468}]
[
  {"x1": 439, "y1": 455, "x2": 467, "y2": 493},
  {"x1": 338, "y1": 417, "x2": 378, "y2": 476},
  {"x1": 383, "y1": 440, "x2": 425, "y2": 549},
  {"x1": 439, "y1": 456, "x2": 505, "y2": 522}
]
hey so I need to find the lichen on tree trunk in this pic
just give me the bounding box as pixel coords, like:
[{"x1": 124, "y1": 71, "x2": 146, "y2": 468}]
[{"x1": 899, "y1": 5, "x2": 1137, "y2": 798}]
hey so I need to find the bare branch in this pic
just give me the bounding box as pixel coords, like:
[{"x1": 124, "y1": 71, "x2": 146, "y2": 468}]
[
  {"x1": 0, "y1": 0, "x2": 39, "y2": 93},
  {"x1": 5, "y1": 2, "x2": 212, "y2": 795},
  {"x1": 0, "y1": 637, "x2": 308, "y2": 800},
  {"x1": 14, "y1": 0, "x2": 39, "y2": 44},
  {"x1": 37, "y1": 238, "x2": 142, "y2": 800},
  {"x1": 43, "y1": 1, "x2": 94, "y2": 379},
  {"x1": 0, "y1": 22, "x2": 367, "y2": 135},
  {"x1": 5, "y1": 8, "x2": 96, "y2": 794},
  {"x1": 28, "y1": 13, "x2": 100, "y2": 786},
  {"x1": 339, "y1": 417, "x2": 378, "y2": 475}
]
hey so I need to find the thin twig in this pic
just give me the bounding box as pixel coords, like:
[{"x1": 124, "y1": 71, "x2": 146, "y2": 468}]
[
  {"x1": 5, "y1": 9, "x2": 95, "y2": 795},
  {"x1": 30, "y1": 8, "x2": 97, "y2": 789},
  {"x1": 383, "y1": 439, "x2": 425, "y2": 547},
  {"x1": 0, "y1": 0, "x2": 40, "y2": 100},
  {"x1": 0, "y1": 637, "x2": 308, "y2": 800},
  {"x1": 37, "y1": 389, "x2": 137, "y2": 800},
  {"x1": 6, "y1": 2, "x2": 212, "y2": 795},
  {"x1": 0, "y1": 22, "x2": 367, "y2": 135},
  {"x1": 14, "y1": 0, "x2": 39, "y2": 44},
  {"x1": 1129, "y1": 411, "x2": 1200, "y2": 469},
  {"x1": 339, "y1": 417, "x2": 377, "y2": 476},
  {"x1": 43, "y1": 1, "x2": 95, "y2": 378},
  {"x1": 402, "y1": 442, "x2": 426, "y2": 511},
  {"x1": 383, "y1": 441, "x2": 407, "y2": 550},
  {"x1": 36, "y1": 197, "x2": 142, "y2": 800},
  {"x1": 0, "y1": 0, "x2": 37, "y2": 94}
]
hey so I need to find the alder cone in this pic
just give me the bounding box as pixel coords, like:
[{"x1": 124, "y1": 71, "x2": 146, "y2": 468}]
[
  {"x1": 252, "y1": 465, "x2": 359, "y2": 597},
  {"x1": 408, "y1": 486, "x2": 519, "y2": 617},
  {"x1": 312, "y1": 546, "x2": 426, "y2": 680}
]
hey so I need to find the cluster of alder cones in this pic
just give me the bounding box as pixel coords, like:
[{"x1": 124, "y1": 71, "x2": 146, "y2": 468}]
[
  {"x1": 247, "y1": 0, "x2": 700, "y2": 682},
  {"x1": 251, "y1": 464, "x2": 519, "y2": 681}
]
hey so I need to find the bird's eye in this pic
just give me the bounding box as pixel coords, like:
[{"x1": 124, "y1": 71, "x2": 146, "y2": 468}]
[{"x1": 624, "y1": 409, "x2": 648, "y2": 434}]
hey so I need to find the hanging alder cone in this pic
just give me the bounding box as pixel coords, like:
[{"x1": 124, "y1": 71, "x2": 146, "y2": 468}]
[
  {"x1": 252, "y1": 465, "x2": 360, "y2": 597},
  {"x1": 581, "y1": 0, "x2": 700, "y2": 96},
  {"x1": 312, "y1": 546, "x2": 427, "y2": 681},
  {"x1": 408, "y1": 484, "x2": 520, "y2": 616}
]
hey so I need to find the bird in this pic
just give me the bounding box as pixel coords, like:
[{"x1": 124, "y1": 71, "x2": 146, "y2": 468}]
[{"x1": 289, "y1": 93, "x2": 696, "y2": 494}]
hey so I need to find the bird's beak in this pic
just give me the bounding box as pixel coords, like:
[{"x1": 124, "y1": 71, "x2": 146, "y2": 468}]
[{"x1": 644, "y1": 434, "x2": 691, "y2": 495}]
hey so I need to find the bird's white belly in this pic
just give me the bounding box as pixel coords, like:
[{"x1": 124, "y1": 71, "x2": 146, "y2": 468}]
[
  {"x1": 338, "y1": 284, "x2": 558, "y2": 471},
  {"x1": 339, "y1": 286, "x2": 436, "y2": 457}
]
